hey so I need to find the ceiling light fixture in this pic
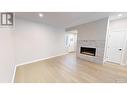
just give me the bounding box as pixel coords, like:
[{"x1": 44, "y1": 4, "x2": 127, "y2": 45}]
[
  {"x1": 118, "y1": 14, "x2": 122, "y2": 17},
  {"x1": 38, "y1": 13, "x2": 44, "y2": 18}
]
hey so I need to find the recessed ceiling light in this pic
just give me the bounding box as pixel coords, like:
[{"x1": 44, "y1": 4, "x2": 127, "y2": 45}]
[
  {"x1": 118, "y1": 14, "x2": 122, "y2": 17},
  {"x1": 38, "y1": 13, "x2": 44, "y2": 18}
]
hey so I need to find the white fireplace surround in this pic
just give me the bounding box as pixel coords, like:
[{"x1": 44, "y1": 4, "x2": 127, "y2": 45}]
[{"x1": 77, "y1": 40, "x2": 105, "y2": 64}]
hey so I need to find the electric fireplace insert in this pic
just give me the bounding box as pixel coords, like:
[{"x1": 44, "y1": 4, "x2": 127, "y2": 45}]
[{"x1": 80, "y1": 47, "x2": 96, "y2": 56}]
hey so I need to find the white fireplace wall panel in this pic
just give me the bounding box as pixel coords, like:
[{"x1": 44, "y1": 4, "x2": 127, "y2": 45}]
[{"x1": 67, "y1": 18, "x2": 108, "y2": 64}]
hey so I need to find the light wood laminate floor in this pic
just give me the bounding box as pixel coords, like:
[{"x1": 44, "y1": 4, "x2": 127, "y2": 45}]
[{"x1": 14, "y1": 53, "x2": 127, "y2": 83}]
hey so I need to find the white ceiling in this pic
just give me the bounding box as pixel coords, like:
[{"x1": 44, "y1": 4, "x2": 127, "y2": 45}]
[{"x1": 15, "y1": 12, "x2": 127, "y2": 28}]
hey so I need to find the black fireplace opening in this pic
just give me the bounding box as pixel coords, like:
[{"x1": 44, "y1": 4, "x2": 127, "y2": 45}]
[{"x1": 80, "y1": 47, "x2": 96, "y2": 56}]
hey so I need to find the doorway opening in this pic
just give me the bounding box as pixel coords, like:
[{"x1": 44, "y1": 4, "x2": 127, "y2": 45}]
[{"x1": 65, "y1": 30, "x2": 78, "y2": 53}]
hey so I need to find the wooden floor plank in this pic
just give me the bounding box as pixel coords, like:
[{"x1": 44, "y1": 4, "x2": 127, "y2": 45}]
[{"x1": 14, "y1": 53, "x2": 127, "y2": 83}]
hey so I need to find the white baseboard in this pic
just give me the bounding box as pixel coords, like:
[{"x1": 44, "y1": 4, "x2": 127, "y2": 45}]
[
  {"x1": 11, "y1": 65, "x2": 17, "y2": 83},
  {"x1": 16, "y1": 52, "x2": 68, "y2": 67},
  {"x1": 11, "y1": 52, "x2": 68, "y2": 83}
]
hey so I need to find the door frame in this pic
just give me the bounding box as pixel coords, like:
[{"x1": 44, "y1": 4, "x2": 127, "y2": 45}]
[
  {"x1": 68, "y1": 33, "x2": 75, "y2": 52},
  {"x1": 104, "y1": 29, "x2": 127, "y2": 65},
  {"x1": 66, "y1": 30, "x2": 78, "y2": 53}
]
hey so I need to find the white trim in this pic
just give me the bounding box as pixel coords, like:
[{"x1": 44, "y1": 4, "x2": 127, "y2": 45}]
[
  {"x1": 121, "y1": 30, "x2": 127, "y2": 65},
  {"x1": 120, "y1": 63, "x2": 127, "y2": 66},
  {"x1": 11, "y1": 65, "x2": 17, "y2": 83},
  {"x1": 103, "y1": 16, "x2": 110, "y2": 64},
  {"x1": 16, "y1": 53, "x2": 68, "y2": 67},
  {"x1": 11, "y1": 52, "x2": 68, "y2": 83}
]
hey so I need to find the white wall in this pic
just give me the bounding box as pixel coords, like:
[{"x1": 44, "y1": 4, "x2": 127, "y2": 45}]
[
  {"x1": 0, "y1": 30, "x2": 15, "y2": 82},
  {"x1": 0, "y1": 17, "x2": 68, "y2": 82},
  {"x1": 14, "y1": 18, "x2": 67, "y2": 65},
  {"x1": 67, "y1": 18, "x2": 108, "y2": 40},
  {"x1": 109, "y1": 18, "x2": 127, "y2": 31}
]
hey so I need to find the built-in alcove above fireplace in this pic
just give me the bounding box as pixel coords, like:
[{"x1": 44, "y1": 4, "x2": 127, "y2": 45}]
[{"x1": 80, "y1": 47, "x2": 96, "y2": 56}]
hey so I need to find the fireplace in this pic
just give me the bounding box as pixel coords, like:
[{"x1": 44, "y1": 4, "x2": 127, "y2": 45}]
[{"x1": 80, "y1": 47, "x2": 96, "y2": 56}]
